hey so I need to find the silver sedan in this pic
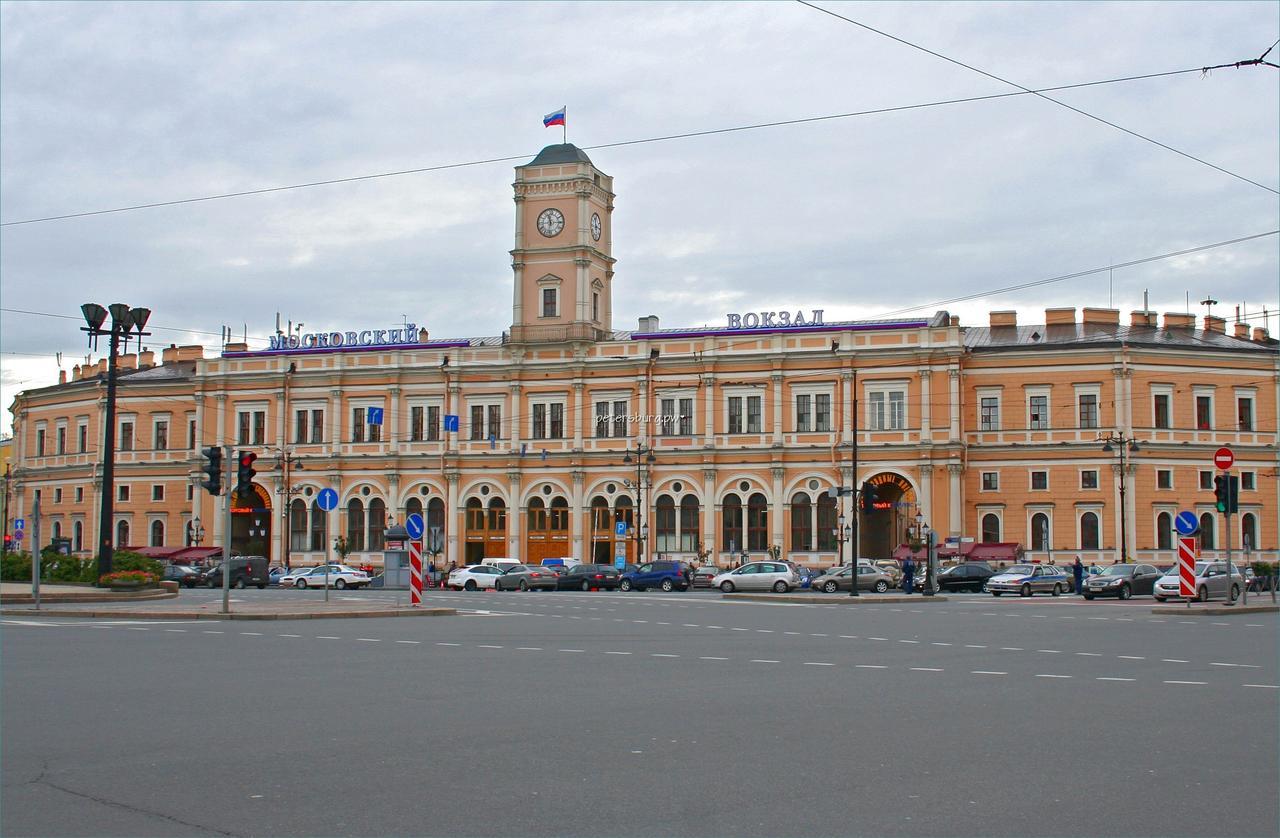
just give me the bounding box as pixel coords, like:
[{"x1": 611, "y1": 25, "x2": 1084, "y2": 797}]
[
  {"x1": 812, "y1": 565, "x2": 892, "y2": 593},
  {"x1": 493, "y1": 564, "x2": 559, "y2": 591}
]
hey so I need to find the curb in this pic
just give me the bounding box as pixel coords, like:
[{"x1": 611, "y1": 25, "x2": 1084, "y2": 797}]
[
  {"x1": 723, "y1": 593, "x2": 949, "y2": 604},
  {"x1": 0, "y1": 590, "x2": 179, "y2": 605},
  {"x1": 1150, "y1": 604, "x2": 1279, "y2": 616},
  {"x1": 0, "y1": 607, "x2": 456, "y2": 620}
]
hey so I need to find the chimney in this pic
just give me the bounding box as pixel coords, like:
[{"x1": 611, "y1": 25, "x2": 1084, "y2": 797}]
[
  {"x1": 58, "y1": 370, "x2": 67, "y2": 385},
  {"x1": 989, "y1": 311, "x2": 1017, "y2": 327},
  {"x1": 224, "y1": 342, "x2": 248, "y2": 352},
  {"x1": 1163, "y1": 312, "x2": 1194, "y2": 329},
  {"x1": 161, "y1": 344, "x2": 180, "y2": 365},
  {"x1": 949, "y1": 315, "x2": 959, "y2": 326},
  {"x1": 1045, "y1": 307, "x2": 1076, "y2": 325},
  {"x1": 1234, "y1": 323, "x2": 1250, "y2": 339},
  {"x1": 117, "y1": 353, "x2": 137, "y2": 370},
  {"x1": 1203, "y1": 315, "x2": 1226, "y2": 334},
  {"x1": 1130, "y1": 310, "x2": 1157, "y2": 327},
  {"x1": 97, "y1": 359, "x2": 107, "y2": 375},
  {"x1": 1253, "y1": 327, "x2": 1270, "y2": 342},
  {"x1": 175, "y1": 345, "x2": 205, "y2": 361},
  {"x1": 1081, "y1": 307, "x2": 1119, "y2": 325},
  {"x1": 138, "y1": 350, "x2": 155, "y2": 368},
  {"x1": 637, "y1": 315, "x2": 659, "y2": 333},
  {"x1": 72, "y1": 364, "x2": 81, "y2": 382}
]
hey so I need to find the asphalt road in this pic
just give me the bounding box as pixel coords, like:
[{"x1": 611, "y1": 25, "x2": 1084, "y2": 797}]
[{"x1": 3, "y1": 589, "x2": 1276, "y2": 837}]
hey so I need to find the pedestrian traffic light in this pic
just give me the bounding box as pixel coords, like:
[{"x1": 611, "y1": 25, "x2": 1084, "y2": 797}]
[
  {"x1": 235, "y1": 451, "x2": 258, "y2": 499},
  {"x1": 200, "y1": 446, "x2": 223, "y2": 496},
  {"x1": 1213, "y1": 475, "x2": 1228, "y2": 513},
  {"x1": 859, "y1": 481, "x2": 877, "y2": 514}
]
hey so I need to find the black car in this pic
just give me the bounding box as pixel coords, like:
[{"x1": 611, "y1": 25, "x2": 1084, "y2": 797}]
[
  {"x1": 1082, "y1": 563, "x2": 1162, "y2": 599},
  {"x1": 162, "y1": 564, "x2": 203, "y2": 588},
  {"x1": 556, "y1": 563, "x2": 621, "y2": 591},
  {"x1": 934, "y1": 563, "x2": 997, "y2": 593},
  {"x1": 201, "y1": 557, "x2": 269, "y2": 589}
]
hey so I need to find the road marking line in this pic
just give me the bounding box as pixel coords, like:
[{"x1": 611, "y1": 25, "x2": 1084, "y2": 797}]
[
  {"x1": 632, "y1": 620, "x2": 648, "y2": 624},
  {"x1": 707, "y1": 625, "x2": 722, "y2": 629},
  {"x1": 756, "y1": 629, "x2": 774, "y2": 633},
  {"x1": 855, "y1": 664, "x2": 887, "y2": 669},
  {"x1": 1117, "y1": 655, "x2": 1146, "y2": 660},
  {"x1": 559, "y1": 649, "x2": 585, "y2": 653},
  {"x1": 1242, "y1": 684, "x2": 1279, "y2": 689},
  {"x1": 750, "y1": 659, "x2": 780, "y2": 664},
  {"x1": 1036, "y1": 674, "x2": 1072, "y2": 679},
  {"x1": 1179, "y1": 621, "x2": 1196, "y2": 624},
  {"x1": 965, "y1": 644, "x2": 987, "y2": 649},
  {"x1": 1148, "y1": 619, "x2": 1166, "y2": 623},
  {"x1": 1163, "y1": 680, "x2": 1207, "y2": 685},
  {"x1": 972, "y1": 671, "x2": 1006, "y2": 676},
  {"x1": 126, "y1": 627, "x2": 149, "y2": 631},
  {"x1": 604, "y1": 651, "x2": 631, "y2": 655},
  {"x1": 1210, "y1": 662, "x2": 1260, "y2": 668},
  {"x1": 932, "y1": 642, "x2": 953, "y2": 646},
  {"x1": 1211, "y1": 622, "x2": 1231, "y2": 626},
  {"x1": 164, "y1": 629, "x2": 187, "y2": 633},
  {"x1": 202, "y1": 630, "x2": 224, "y2": 634},
  {"x1": 1162, "y1": 659, "x2": 1189, "y2": 663},
  {"x1": 731, "y1": 627, "x2": 749, "y2": 632},
  {"x1": 240, "y1": 632, "x2": 264, "y2": 636},
  {"x1": 1000, "y1": 647, "x2": 1024, "y2": 651},
  {"x1": 477, "y1": 644, "x2": 502, "y2": 649},
  {"x1": 651, "y1": 653, "x2": 679, "y2": 658},
  {"x1": 1075, "y1": 652, "x2": 1102, "y2": 657},
  {"x1": 516, "y1": 646, "x2": 542, "y2": 650},
  {"x1": 1115, "y1": 618, "x2": 1134, "y2": 622},
  {"x1": 683, "y1": 624, "x2": 701, "y2": 627},
  {"x1": 317, "y1": 636, "x2": 341, "y2": 640},
  {"x1": 396, "y1": 640, "x2": 421, "y2": 644},
  {"x1": 1246, "y1": 624, "x2": 1265, "y2": 627},
  {"x1": 436, "y1": 642, "x2": 460, "y2": 646},
  {"x1": 911, "y1": 667, "x2": 943, "y2": 672},
  {"x1": 811, "y1": 633, "x2": 829, "y2": 637},
  {"x1": 840, "y1": 635, "x2": 859, "y2": 639},
  {"x1": 1037, "y1": 649, "x2": 1061, "y2": 654},
  {"x1": 869, "y1": 636, "x2": 888, "y2": 641},
  {"x1": 1087, "y1": 617, "x2": 1110, "y2": 621},
  {"x1": 656, "y1": 622, "x2": 671, "y2": 625},
  {"x1": 279, "y1": 634, "x2": 301, "y2": 638},
  {"x1": 805, "y1": 662, "x2": 835, "y2": 667},
  {"x1": 1097, "y1": 677, "x2": 1136, "y2": 682},
  {"x1": 784, "y1": 631, "x2": 802, "y2": 636},
  {"x1": 700, "y1": 656, "x2": 729, "y2": 661}
]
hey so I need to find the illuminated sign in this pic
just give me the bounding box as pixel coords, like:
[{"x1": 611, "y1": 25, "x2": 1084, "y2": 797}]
[
  {"x1": 269, "y1": 324, "x2": 421, "y2": 351},
  {"x1": 726, "y1": 310, "x2": 824, "y2": 330}
]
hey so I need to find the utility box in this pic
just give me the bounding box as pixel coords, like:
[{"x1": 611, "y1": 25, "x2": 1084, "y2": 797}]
[{"x1": 381, "y1": 523, "x2": 411, "y2": 588}]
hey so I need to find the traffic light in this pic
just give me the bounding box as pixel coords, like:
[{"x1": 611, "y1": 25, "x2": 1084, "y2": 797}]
[
  {"x1": 235, "y1": 451, "x2": 258, "y2": 500},
  {"x1": 859, "y1": 481, "x2": 878, "y2": 514},
  {"x1": 1213, "y1": 475, "x2": 1228, "y2": 513},
  {"x1": 200, "y1": 446, "x2": 223, "y2": 496}
]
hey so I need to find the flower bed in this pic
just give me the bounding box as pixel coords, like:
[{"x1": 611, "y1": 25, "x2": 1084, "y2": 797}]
[{"x1": 99, "y1": 570, "x2": 158, "y2": 590}]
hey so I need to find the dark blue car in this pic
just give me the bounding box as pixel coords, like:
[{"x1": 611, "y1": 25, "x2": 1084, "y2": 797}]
[{"x1": 618, "y1": 560, "x2": 691, "y2": 592}]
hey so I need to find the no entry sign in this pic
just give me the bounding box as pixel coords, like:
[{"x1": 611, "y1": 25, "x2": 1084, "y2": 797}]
[{"x1": 1213, "y1": 447, "x2": 1234, "y2": 470}]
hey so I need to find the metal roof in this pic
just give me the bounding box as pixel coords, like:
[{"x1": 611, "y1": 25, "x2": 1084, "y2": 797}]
[
  {"x1": 964, "y1": 323, "x2": 1276, "y2": 354},
  {"x1": 524, "y1": 144, "x2": 594, "y2": 167}
]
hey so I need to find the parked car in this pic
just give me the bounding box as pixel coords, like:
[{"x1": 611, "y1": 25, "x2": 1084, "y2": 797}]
[
  {"x1": 619, "y1": 560, "x2": 691, "y2": 592},
  {"x1": 289, "y1": 564, "x2": 370, "y2": 590},
  {"x1": 812, "y1": 565, "x2": 892, "y2": 593},
  {"x1": 1153, "y1": 562, "x2": 1244, "y2": 603},
  {"x1": 557, "y1": 563, "x2": 621, "y2": 591},
  {"x1": 793, "y1": 565, "x2": 821, "y2": 589},
  {"x1": 874, "y1": 561, "x2": 903, "y2": 586},
  {"x1": 278, "y1": 566, "x2": 313, "y2": 587},
  {"x1": 691, "y1": 565, "x2": 721, "y2": 588},
  {"x1": 494, "y1": 564, "x2": 558, "y2": 591},
  {"x1": 1047, "y1": 565, "x2": 1076, "y2": 593},
  {"x1": 448, "y1": 564, "x2": 504, "y2": 591},
  {"x1": 987, "y1": 564, "x2": 1069, "y2": 597},
  {"x1": 162, "y1": 564, "x2": 203, "y2": 588},
  {"x1": 201, "y1": 557, "x2": 269, "y2": 589},
  {"x1": 1083, "y1": 563, "x2": 1162, "y2": 599},
  {"x1": 711, "y1": 561, "x2": 801, "y2": 593},
  {"x1": 267, "y1": 566, "x2": 294, "y2": 586},
  {"x1": 935, "y1": 563, "x2": 997, "y2": 593}
]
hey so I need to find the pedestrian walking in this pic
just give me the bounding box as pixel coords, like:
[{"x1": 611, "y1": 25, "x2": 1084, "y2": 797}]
[
  {"x1": 1073, "y1": 557, "x2": 1084, "y2": 595},
  {"x1": 902, "y1": 556, "x2": 916, "y2": 595}
]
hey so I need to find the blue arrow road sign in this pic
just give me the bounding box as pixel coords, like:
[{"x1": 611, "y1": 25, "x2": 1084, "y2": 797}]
[
  {"x1": 13, "y1": 519, "x2": 24, "y2": 531},
  {"x1": 1174, "y1": 510, "x2": 1199, "y2": 536},
  {"x1": 366, "y1": 407, "x2": 384, "y2": 426},
  {"x1": 444, "y1": 414, "x2": 459, "y2": 432},
  {"x1": 405, "y1": 513, "x2": 425, "y2": 540},
  {"x1": 316, "y1": 487, "x2": 339, "y2": 512}
]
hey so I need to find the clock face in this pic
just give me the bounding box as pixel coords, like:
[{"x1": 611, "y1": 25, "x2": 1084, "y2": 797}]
[
  {"x1": 536, "y1": 208, "x2": 565, "y2": 237},
  {"x1": 591, "y1": 212, "x2": 602, "y2": 241}
]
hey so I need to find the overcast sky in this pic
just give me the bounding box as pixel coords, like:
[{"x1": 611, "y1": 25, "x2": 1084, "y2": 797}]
[{"x1": 2, "y1": 1, "x2": 1277, "y2": 437}]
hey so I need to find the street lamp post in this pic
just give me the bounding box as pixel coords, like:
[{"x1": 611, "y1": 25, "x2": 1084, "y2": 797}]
[
  {"x1": 1101, "y1": 433, "x2": 1140, "y2": 563},
  {"x1": 623, "y1": 444, "x2": 656, "y2": 564},
  {"x1": 80, "y1": 302, "x2": 151, "y2": 579}
]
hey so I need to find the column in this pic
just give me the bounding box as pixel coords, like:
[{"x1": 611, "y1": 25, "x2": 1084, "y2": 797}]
[
  {"x1": 841, "y1": 372, "x2": 853, "y2": 444},
  {"x1": 636, "y1": 375, "x2": 650, "y2": 445},
  {"x1": 948, "y1": 464, "x2": 963, "y2": 538},
  {"x1": 507, "y1": 384, "x2": 521, "y2": 452},
  {"x1": 1111, "y1": 462, "x2": 1123, "y2": 562},
  {"x1": 507, "y1": 469, "x2": 522, "y2": 562},
  {"x1": 447, "y1": 380, "x2": 461, "y2": 454},
  {"x1": 919, "y1": 370, "x2": 932, "y2": 443},
  {"x1": 1124, "y1": 461, "x2": 1138, "y2": 561},
  {"x1": 770, "y1": 466, "x2": 785, "y2": 554},
  {"x1": 918, "y1": 464, "x2": 934, "y2": 525},
  {"x1": 328, "y1": 389, "x2": 342, "y2": 456},
  {"x1": 572, "y1": 382, "x2": 584, "y2": 452},
  {"x1": 948, "y1": 369, "x2": 961, "y2": 442},
  {"x1": 702, "y1": 375, "x2": 716, "y2": 447},
  {"x1": 571, "y1": 469, "x2": 585, "y2": 563},
  {"x1": 388, "y1": 387, "x2": 400, "y2": 453},
  {"x1": 388, "y1": 474, "x2": 401, "y2": 523},
  {"x1": 771, "y1": 373, "x2": 784, "y2": 446},
  {"x1": 445, "y1": 471, "x2": 460, "y2": 567},
  {"x1": 702, "y1": 467, "x2": 717, "y2": 559}
]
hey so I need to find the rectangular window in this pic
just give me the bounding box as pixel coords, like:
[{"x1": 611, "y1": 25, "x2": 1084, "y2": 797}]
[
  {"x1": 1028, "y1": 395, "x2": 1048, "y2": 430},
  {"x1": 1080, "y1": 470, "x2": 1098, "y2": 490},
  {"x1": 613, "y1": 400, "x2": 627, "y2": 437},
  {"x1": 118, "y1": 485, "x2": 130, "y2": 502},
  {"x1": 75, "y1": 487, "x2": 84, "y2": 503},
  {"x1": 36, "y1": 429, "x2": 46, "y2": 456},
  {"x1": 679, "y1": 397, "x2": 694, "y2": 436},
  {"x1": 310, "y1": 409, "x2": 324, "y2": 444},
  {"x1": 542, "y1": 288, "x2": 557, "y2": 318},
  {"x1": 592, "y1": 291, "x2": 600, "y2": 322},
  {"x1": 888, "y1": 392, "x2": 905, "y2": 430},
  {"x1": 253, "y1": 411, "x2": 265, "y2": 445},
  {"x1": 728, "y1": 397, "x2": 743, "y2": 434},
  {"x1": 661, "y1": 398, "x2": 676, "y2": 436},
  {"x1": 1156, "y1": 469, "x2": 1172, "y2": 489},
  {"x1": 54, "y1": 488, "x2": 62, "y2": 504},
  {"x1": 1242, "y1": 472, "x2": 1256, "y2": 491},
  {"x1": 487, "y1": 405, "x2": 501, "y2": 441},
  {"x1": 796, "y1": 394, "x2": 811, "y2": 432},
  {"x1": 1078, "y1": 395, "x2": 1099, "y2": 429},
  {"x1": 295, "y1": 409, "x2": 309, "y2": 444},
  {"x1": 78, "y1": 424, "x2": 88, "y2": 453},
  {"x1": 186, "y1": 484, "x2": 194, "y2": 501},
  {"x1": 427, "y1": 406, "x2": 440, "y2": 441},
  {"x1": 56, "y1": 427, "x2": 66, "y2": 454},
  {"x1": 550, "y1": 403, "x2": 564, "y2": 438},
  {"x1": 152, "y1": 484, "x2": 164, "y2": 502},
  {"x1": 119, "y1": 422, "x2": 134, "y2": 451},
  {"x1": 595, "y1": 402, "x2": 611, "y2": 438},
  {"x1": 351, "y1": 407, "x2": 365, "y2": 442},
  {"x1": 980, "y1": 397, "x2": 999, "y2": 431},
  {"x1": 1031, "y1": 471, "x2": 1048, "y2": 491},
  {"x1": 533, "y1": 404, "x2": 547, "y2": 439},
  {"x1": 154, "y1": 420, "x2": 168, "y2": 450},
  {"x1": 238, "y1": 412, "x2": 249, "y2": 445},
  {"x1": 746, "y1": 396, "x2": 762, "y2": 433},
  {"x1": 1237, "y1": 397, "x2": 1254, "y2": 431},
  {"x1": 981, "y1": 472, "x2": 999, "y2": 491},
  {"x1": 1153, "y1": 394, "x2": 1170, "y2": 429},
  {"x1": 868, "y1": 392, "x2": 885, "y2": 430},
  {"x1": 1195, "y1": 395, "x2": 1211, "y2": 430},
  {"x1": 410, "y1": 406, "x2": 424, "y2": 441},
  {"x1": 470, "y1": 405, "x2": 484, "y2": 441},
  {"x1": 188, "y1": 419, "x2": 197, "y2": 450},
  {"x1": 815, "y1": 394, "x2": 831, "y2": 432},
  {"x1": 1198, "y1": 470, "x2": 1213, "y2": 490}
]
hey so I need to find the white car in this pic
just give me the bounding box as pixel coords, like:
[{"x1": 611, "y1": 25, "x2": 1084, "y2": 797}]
[
  {"x1": 290, "y1": 564, "x2": 370, "y2": 590},
  {"x1": 448, "y1": 564, "x2": 503, "y2": 591}
]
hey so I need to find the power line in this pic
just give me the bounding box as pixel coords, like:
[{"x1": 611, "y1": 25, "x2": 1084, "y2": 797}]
[
  {"x1": 796, "y1": 1, "x2": 1280, "y2": 195},
  {"x1": 0, "y1": 65, "x2": 1233, "y2": 228}
]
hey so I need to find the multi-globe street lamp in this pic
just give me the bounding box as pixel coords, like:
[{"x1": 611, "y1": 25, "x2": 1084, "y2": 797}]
[
  {"x1": 622, "y1": 444, "x2": 656, "y2": 564},
  {"x1": 1101, "y1": 432, "x2": 1140, "y2": 563}
]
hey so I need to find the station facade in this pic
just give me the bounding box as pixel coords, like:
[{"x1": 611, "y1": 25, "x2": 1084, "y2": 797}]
[{"x1": 7, "y1": 144, "x2": 1279, "y2": 569}]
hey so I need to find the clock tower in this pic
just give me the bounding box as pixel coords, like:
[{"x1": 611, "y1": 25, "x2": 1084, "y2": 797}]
[{"x1": 510, "y1": 144, "x2": 615, "y2": 343}]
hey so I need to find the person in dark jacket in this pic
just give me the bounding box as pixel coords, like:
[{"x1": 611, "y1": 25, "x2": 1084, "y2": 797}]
[
  {"x1": 1073, "y1": 557, "x2": 1084, "y2": 595},
  {"x1": 902, "y1": 556, "x2": 916, "y2": 595}
]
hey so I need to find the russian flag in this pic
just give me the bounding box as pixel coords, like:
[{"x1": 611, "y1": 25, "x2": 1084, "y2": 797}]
[{"x1": 543, "y1": 107, "x2": 566, "y2": 128}]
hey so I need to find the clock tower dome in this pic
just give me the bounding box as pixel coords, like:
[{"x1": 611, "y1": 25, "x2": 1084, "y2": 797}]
[{"x1": 510, "y1": 144, "x2": 615, "y2": 343}]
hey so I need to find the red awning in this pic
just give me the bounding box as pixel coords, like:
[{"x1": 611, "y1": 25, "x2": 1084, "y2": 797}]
[
  {"x1": 966, "y1": 542, "x2": 1024, "y2": 563},
  {"x1": 123, "y1": 545, "x2": 185, "y2": 559},
  {"x1": 168, "y1": 547, "x2": 225, "y2": 564}
]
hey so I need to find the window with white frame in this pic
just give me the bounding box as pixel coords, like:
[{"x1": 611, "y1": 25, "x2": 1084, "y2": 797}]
[
  {"x1": 1075, "y1": 385, "x2": 1100, "y2": 429},
  {"x1": 294, "y1": 405, "x2": 326, "y2": 444},
  {"x1": 658, "y1": 393, "x2": 695, "y2": 437},
  {"x1": 981, "y1": 472, "x2": 999, "y2": 491},
  {"x1": 531, "y1": 397, "x2": 566, "y2": 439},
  {"x1": 1151, "y1": 384, "x2": 1173, "y2": 429},
  {"x1": 35, "y1": 425, "x2": 46, "y2": 457},
  {"x1": 594, "y1": 397, "x2": 629, "y2": 438},
  {"x1": 865, "y1": 382, "x2": 908, "y2": 431},
  {"x1": 1156, "y1": 469, "x2": 1172, "y2": 490},
  {"x1": 153, "y1": 417, "x2": 169, "y2": 450},
  {"x1": 1193, "y1": 388, "x2": 1214, "y2": 430},
  {"x1": 187, "y1": 414, "x2": 197, "y2": 450},
  {"x1": 1027, "y1": 390, "x2": 1049, "y2": 430},
  {"x1": 408, "y1": 400, "x2": 444, "y2": 442},
  {"x1": 118, "y1": 418, "x2": 135, "y2": 451},
  {"x1": 350, "y1": 403, "x2": 383, "y2": 443},
  {"x1": 541, "y1": 287, "x2": 558, "y2": 318},
  {"x1": 793, "y1": 386, "x2": 834, "y2": 433},
  {"x1": 1080, "y1": 469, "x2": 1098, "y2": 490},
  {"x1": 237, "y1": 408, "x2": 266, "y2": 445},
  {"x1": 1198, "y1": 470, "x2": 1213, "y2": 490},
  {"x1": 979, "y1": 511, "x2": 1002, "y2": 543},
  {"x1": 1241, "y1": 471, "x2": 1256, "y2": 491},
  {"x1": 1079, "y1": 510, "x2": 1101, "y2": 549},
  {"x1": 726, "y1": 390, "x2": 764, "y2": 434},
  {"x1": 56, "y1": 423, "x2": 67, "y2": 454},
  {"x1": 152, "y1": 484, "x2": 165, "y2": 502},
  {"x1": 1236, "y1": 391, "x2": 1255, "y2": 431},
  {"x1": 1030, "y1": 470, "x2": 1048, "y2": 491},
  {"x1": 980, "y1": 397, "x2": 1000, "y2": 431},
  {"x1": 467, "y1": 401, "x2": 502, "y2": 442},
  {"x1": 77, "y1": 421, "x2": 88, "y2": 453}
]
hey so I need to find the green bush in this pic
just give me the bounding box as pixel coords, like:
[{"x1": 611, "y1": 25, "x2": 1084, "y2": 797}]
[
  {"x1": 1, "y1": 551, "x2": 161, "y2": 585},
  {"x1": 2, "y1": 551, "x2": 32, "y2": 581},
  {"x1": 1251, "y1": 561, "x2": 1275, "y2": 576},
  {"x1": 109, "y1": 552, "x2": 164, "y2": 579}
]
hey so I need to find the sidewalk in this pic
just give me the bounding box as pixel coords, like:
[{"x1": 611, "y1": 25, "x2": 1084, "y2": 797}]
[{"x1": 1, "y1": 581, "x2": 177, "y2": 605}]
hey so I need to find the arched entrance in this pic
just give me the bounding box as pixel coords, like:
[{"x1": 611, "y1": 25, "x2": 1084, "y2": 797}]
[
  {"x1": 231, "y1": 483, "x2": 272, "y2": 557},
  {"x1": 588, "y1": 495, "x2": 634, "y2": 564},
  {"x1": 860, "y1": 472, "x2": 916, "y2": 559},
  {"x1": 526, "y1": 496, "x2": 570, "y2": 564},
  {"x1": 464, "y1": 497, "x2": 507, "y2": 564}
]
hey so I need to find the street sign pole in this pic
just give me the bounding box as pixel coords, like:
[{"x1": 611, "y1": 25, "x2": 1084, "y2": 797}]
[
  {"x1": 409, "y1": 539, "x2": 423, "y2": 606},
  {"x1": 221, "y1": 444, "x2": 233, "y2": 615},
  {"x1": 1222, "y1": 470, "x2": 1237, "y2": 607},
  {"x1": 31, "y1": 497, "x2": 40, "y2": 610}
]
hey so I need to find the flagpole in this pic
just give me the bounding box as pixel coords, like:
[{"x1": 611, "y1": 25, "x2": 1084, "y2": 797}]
[{"x1": 562, "y1": 106, "x2": 567, "y2": 144}]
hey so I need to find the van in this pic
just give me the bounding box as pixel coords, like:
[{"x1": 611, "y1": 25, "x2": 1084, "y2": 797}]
[
  {"x1": 490, "y1": 558, "x2": 520, "y2": 572},
  {"x1": 540, "y1": 557, "x2": 580, "y2": 570},
  {"x1": 201, "y1": 556, "x2": 269, "y2": 589}
]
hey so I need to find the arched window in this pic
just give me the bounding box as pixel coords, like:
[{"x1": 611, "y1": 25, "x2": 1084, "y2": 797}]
[
  {"x1": 528, "y1": 497, "x2": 548, "y2": 535},
  {"x1": 405, "y1": 497, "x2": 424, "y2": 522},
  {"x1": 1156, "y1": 512, "x2": 1173, "y2": 551},
  {"x1": 1199, "y1": 513, "x2": 1216, "y2": 550},
  {"x1": 347, "y1": 498, "x2": 365, "y2": 552},
  {"x1": 817, "y1": 493, "x2": 837, "y2": 551},
  {"x1": 549, "y1": 497, "x2": 569, "y2": 535},
  {"x1": 1080, "y1": 512, "x2": 1100, "y2": 550},
  {"x1": 790, "y1": 493, "x2": 812, "y2": 551},
  {"x1": 1031, "y1": 513, "x2": 1050, "y2": 551},
  {"x1": 981, "y1": 513, "x2": 1000, "y2": 544},
  {"x1": 614, "y1": 496, "x2": 633, "y2": 532},
  {"x1": 487, "y1": 498, "x2": 506, "y2": 533},
  {"x1": 466, "y1": 498, "x2": 485, "y2": 532},
  {"x1": 722, "y1": 494, "x2": 742, "y2": 553},
  {"x1": 368, "y1": 498, "x2": 386, "y2": 551},
  {"x1": 679, "y1": 496, "x2": 699, "y2": 551},
  {"x1": 747, "y1": 492, "x2": 768, "y2": 551},
  {"x1": 309, "y1": 498, "x2": 327, "y2": 551},
  {"x1": 655, "y1": 495, "x2": 677, "y2": 552},
  {"x1": 52, "y1": 521, "x2": 62, "y2": 540},
  {"x1": 426, "y1": 498, "x2": 446, "y2": 553},
  {"x1": 1241, "y1": 512, "x2": 1258, "y2": 553},
  {"x1": 290, "y1": 499, "x2": 308, "y2": 551},
  {"x1": 150, "y1": 520, "x2": 164, "y2": 547},
  {"x1": 116, "y1": 519, "x2": 130, "y2": 549},
  {"x1": 73, "y1": 520, "x2": 83, "y2": 552},
  {"x1": 591, "y1": 497, "x2": 610, "y2": 533}
]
